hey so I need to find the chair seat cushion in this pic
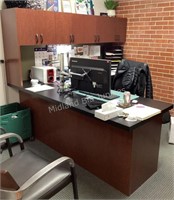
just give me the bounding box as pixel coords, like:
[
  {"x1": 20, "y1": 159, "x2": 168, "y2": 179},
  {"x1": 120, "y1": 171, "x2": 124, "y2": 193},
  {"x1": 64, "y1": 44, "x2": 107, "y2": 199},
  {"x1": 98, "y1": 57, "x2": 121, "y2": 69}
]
[{"x1": 1, "y1": 150, "x2": 71, "y2": 199}]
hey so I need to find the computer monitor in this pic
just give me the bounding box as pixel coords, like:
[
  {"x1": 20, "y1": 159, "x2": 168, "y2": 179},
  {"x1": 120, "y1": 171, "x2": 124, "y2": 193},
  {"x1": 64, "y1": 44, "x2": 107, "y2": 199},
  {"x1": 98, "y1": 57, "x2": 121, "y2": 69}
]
[{"x1": 70, "y1": 57, "x2": 116, "y2": 99}]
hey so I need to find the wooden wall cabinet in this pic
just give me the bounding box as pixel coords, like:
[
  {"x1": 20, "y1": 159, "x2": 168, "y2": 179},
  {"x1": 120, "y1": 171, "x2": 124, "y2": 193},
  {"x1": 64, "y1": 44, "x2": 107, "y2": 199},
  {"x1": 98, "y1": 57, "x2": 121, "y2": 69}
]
[
  {"x1": 2, "y1": 9, "x2": 55, "y2": 46},
  {"x1": 1, "y1": 8, "x2": 127, "y2": 87},
  {"x1": 55, "y1": 12, "x2": 72, "y2": 44},
  {"x1": 55, "y1": 13, "x2": 127, "y2": 45},
  {"x1": 16, "y1": 9, "x2": 56, "y2": 45},
  {"x1": 55, "y1": 13, "x2": 96, "y2": 44},
  {"x1": 96, "y1": 17, "x2": 127, "y2": 43},
  {"x1": 71, "y1": 14, "x2": 97, "y2": 44}
]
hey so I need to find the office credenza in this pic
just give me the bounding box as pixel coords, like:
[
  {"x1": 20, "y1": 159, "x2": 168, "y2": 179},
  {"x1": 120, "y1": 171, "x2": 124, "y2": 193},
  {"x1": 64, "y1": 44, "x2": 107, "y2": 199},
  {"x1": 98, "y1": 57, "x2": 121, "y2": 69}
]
[{"x1": 18, "y1": 86, "x2": 172, "y2": 196}]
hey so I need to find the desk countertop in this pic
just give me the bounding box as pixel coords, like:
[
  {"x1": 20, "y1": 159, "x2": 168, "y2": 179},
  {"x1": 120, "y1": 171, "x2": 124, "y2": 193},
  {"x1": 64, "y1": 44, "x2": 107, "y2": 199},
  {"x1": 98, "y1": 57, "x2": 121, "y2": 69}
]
[{"x1": 16, "y1": 82, "x2": 173, "y2": 131}]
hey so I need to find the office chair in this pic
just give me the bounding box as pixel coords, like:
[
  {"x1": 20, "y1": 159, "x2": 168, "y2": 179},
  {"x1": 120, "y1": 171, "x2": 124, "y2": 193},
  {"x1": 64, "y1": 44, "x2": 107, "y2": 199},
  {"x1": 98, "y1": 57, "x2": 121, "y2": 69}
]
[
  {"x1": 112, "y1": 59, "x2": 153, "y2": 98},
  {"x1": 0, "y1": 132, "x2": 79, "y2": 200}
]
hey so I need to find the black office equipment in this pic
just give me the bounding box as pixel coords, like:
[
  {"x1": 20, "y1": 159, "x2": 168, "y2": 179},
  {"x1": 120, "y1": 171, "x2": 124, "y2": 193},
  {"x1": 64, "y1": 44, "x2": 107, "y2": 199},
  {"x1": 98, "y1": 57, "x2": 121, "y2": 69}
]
[
  {"x1": 4, "y1": 0, "x2": 27, "y2": 8},
  {"x1": 86, "y1": 99, "x2": 103, "y2": 110},
  {"x1": 70, "y1": 57, "x2": 118, "y2": 100}
]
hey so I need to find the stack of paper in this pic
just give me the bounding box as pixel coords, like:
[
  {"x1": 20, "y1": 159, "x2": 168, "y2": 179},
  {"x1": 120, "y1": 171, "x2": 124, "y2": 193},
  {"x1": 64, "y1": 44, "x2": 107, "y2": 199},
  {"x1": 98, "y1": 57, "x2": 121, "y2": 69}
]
[
  {"x1": 25, "y1": 85, "x2": 54, "y2": 93},
  {"x1": 123, "y1": 104, "x2": 161, "y2": 121}
]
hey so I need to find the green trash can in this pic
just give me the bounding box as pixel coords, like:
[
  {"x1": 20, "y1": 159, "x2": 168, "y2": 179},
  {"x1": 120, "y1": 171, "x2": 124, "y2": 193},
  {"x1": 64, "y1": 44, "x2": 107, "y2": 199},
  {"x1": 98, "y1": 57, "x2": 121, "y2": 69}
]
[{"x1": 0, "y1": 102, "x2": 32, "y2": 143}]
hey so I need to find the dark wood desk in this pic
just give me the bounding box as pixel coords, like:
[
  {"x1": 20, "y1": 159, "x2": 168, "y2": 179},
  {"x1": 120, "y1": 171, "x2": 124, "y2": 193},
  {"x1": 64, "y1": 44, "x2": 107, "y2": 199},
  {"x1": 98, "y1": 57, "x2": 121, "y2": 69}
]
[{"x1": 18, "y1": 86, "x2": 172, "y2": 196}]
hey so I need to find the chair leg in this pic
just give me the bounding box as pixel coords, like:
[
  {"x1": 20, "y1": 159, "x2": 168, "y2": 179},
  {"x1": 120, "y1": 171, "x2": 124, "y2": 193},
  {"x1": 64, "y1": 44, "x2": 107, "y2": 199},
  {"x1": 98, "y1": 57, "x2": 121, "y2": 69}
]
[
  {"x1": 6, "y1": 138, "x2": 13, "y2": 157},
  {"x1": 70, "y1": 167, "x2": 79, "y2": 199}
]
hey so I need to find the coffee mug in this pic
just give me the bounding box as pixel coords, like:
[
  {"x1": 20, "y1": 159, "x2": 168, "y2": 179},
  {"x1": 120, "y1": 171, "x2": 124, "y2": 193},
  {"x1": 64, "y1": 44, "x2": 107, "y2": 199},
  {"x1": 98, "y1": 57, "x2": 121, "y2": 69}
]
[{"x1": 125, "y1": 114, "x2": 137, "y2": 122}]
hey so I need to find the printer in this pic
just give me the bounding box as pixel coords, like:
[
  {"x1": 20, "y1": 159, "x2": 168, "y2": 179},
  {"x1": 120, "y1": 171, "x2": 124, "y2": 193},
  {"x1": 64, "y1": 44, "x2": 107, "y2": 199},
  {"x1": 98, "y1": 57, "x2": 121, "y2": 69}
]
[{"x1": 31, "y1": 66, "x2": 57, "y2": 83}]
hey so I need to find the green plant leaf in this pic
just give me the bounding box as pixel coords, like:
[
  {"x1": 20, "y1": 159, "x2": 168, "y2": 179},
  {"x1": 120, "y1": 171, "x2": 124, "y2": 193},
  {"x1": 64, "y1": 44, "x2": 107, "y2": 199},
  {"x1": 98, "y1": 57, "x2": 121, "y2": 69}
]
[{"x1": 104, "y1": 0, "x2": 119, "y2": 10}]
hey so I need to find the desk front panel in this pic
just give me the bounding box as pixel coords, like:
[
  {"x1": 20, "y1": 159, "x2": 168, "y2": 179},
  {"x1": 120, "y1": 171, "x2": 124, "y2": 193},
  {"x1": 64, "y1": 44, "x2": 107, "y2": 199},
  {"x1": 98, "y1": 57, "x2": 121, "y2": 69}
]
[{"x1": 20, "y1": 91, "x2": 162, "y2": 195}]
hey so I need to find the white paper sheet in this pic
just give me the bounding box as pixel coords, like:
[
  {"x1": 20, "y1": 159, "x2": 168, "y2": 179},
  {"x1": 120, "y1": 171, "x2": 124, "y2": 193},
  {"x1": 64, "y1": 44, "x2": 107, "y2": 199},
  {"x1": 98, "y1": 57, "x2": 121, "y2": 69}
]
[
  {"x1": 123, "y1": 104, "x2": 161, "y2": 121},
  {"x1": 25, "y1": 85, "x2": 54, "y2": 92}
]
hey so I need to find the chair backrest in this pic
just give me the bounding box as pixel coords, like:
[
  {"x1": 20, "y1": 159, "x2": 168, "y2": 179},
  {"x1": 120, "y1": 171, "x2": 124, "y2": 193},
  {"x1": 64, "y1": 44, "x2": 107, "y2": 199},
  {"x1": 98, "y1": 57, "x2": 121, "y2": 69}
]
[{"x1": 112, "y1": 59, "x2": 153, "y2": 98}]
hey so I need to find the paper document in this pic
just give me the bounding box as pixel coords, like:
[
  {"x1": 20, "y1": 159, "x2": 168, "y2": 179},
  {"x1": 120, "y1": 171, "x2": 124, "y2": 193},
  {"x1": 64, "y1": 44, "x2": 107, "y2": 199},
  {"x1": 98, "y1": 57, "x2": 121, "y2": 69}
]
[
  {"x1": 25, "y1": 85, "x2": 54, "y2": 92},
  {"x1": 123, "y1": 104, "x2": 161, "y2": 121}
]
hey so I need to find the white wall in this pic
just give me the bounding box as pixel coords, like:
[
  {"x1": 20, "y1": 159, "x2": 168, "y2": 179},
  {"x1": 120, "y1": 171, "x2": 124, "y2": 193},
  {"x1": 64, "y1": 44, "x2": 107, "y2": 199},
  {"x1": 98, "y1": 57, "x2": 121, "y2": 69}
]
[
  {"x1": 0, "y1": 1, "x2": 6, "y2": 105},
  {"x1": 0, "y1": 0, "x2": 106, "y2": 106},
  {"x1": 93, "y1": 0, "x2": 106, "y2": 15},
  {"x1": 0, "y1": 1, "x2": 20, "y2": 106}
]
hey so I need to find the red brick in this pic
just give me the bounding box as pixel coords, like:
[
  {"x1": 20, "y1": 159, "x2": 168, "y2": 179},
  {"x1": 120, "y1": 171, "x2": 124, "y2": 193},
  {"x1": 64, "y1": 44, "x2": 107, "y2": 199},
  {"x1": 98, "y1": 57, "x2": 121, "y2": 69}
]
[
  {"x1": 119, "y1": 0, "x2": 174, "y2": 103},
  {"x1": 163, "y1": 7, "x2": 174, "y2": 12}
]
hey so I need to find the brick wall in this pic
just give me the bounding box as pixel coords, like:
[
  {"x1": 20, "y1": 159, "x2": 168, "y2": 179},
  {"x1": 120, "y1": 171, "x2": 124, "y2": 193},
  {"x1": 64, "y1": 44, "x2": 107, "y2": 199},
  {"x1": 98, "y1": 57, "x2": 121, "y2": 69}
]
[{"x1": 116, "y1": 0, "x2": 174, "y2": 104}]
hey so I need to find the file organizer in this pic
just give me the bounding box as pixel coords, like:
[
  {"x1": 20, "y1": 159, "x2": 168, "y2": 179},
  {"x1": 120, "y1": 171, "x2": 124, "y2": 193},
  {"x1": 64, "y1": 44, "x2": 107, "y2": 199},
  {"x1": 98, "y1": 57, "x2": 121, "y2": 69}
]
[{"x1": 102, "y1": 45, "x2": 123, "y2": 74}]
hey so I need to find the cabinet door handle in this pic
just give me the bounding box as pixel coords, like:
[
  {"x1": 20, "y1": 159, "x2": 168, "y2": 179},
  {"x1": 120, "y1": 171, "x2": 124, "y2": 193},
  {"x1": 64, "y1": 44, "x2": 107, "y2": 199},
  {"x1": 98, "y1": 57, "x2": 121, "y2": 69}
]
[
  {"x1": 40, "y1": 34, "x2": 43, "y2": 44},
  {"x1": 70, "y1": 34, "x2": 75, "y2": 43},
  {"x1": 35, "y1": 34, "x2": 39, "y2": 44},
  {"x1": 97, "y1": 35, "x2": 100, "y2": 42},
  {"x1": 70, "y1": 34, "x2": 72, "y2": 43},
  {"x1": 94, "y1": 35, "x2": 97, "y2": 42},
  {"x1": 72, "y1": 35, "x2": 75, "y2": 43}
]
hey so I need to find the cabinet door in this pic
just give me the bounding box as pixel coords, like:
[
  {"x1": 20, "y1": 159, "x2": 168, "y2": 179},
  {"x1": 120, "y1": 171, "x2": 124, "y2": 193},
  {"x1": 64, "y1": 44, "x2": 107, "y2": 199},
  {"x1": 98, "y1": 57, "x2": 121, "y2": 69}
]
[
  {"x1": 55, "y1": 12, "x2": 73, "y2": 44},
  {"x1": 16, "y1": 9, "x2": 55, "y2": 45},
  {"x1": 96, "y1": 17, "x2": 127, "y2": 43},
  {"x1": 114, "y1": 18, "x2": 127, "y2": 43},
  {"x1": 96, "y1": 16, "x2": 116, "y2": 43},
  {"x1": 55, "y1": 13, "x2": 96, "y2": 44},
  {"x1": 72, "y1": 14, "x2": 96, "y2": 44}
]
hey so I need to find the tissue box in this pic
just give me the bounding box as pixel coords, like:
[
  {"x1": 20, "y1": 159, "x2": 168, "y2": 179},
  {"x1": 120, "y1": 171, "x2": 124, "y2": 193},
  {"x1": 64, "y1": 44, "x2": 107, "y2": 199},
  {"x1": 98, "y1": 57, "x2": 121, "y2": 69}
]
[{"x1": 95, "y1": 107, "x2": 123, "y2": 121}]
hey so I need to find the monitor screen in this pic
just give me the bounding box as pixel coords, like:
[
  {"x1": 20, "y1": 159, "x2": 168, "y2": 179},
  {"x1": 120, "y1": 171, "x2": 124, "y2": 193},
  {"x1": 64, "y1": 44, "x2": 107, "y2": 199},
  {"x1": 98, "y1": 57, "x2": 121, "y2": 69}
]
[{"x1": 70, "y1": 57, "x2": 111, "y2": 97}]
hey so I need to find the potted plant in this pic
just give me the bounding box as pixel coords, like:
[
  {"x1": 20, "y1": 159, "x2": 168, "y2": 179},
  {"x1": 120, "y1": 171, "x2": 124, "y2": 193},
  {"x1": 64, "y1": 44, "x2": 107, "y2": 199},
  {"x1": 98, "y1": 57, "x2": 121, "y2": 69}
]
[{"x1": 104, "y1": 0, "x2": 119, "y2": 17}]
